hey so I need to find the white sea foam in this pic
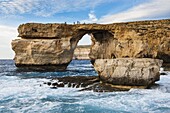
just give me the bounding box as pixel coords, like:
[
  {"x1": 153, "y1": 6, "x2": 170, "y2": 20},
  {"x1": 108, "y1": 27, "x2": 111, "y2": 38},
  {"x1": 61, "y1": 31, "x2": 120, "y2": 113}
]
[{"x1": 0, "y1": 71, "x2": 170, "y2": 112}]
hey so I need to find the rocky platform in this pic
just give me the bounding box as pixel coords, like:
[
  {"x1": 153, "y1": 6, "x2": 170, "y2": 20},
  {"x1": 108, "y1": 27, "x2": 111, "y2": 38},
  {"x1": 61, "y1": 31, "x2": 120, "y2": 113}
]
[{"x1": 44, "y1": 76, "x2": 147, "y2": 92}]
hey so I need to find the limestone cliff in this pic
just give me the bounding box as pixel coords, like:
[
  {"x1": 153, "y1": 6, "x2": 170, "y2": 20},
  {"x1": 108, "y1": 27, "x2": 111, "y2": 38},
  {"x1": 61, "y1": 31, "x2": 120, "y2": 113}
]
[
  {"x1": 16, "y1": 19, "x2": 170, "y2": 63},
  {"x1": 73, "y1": 45, "x2": 90, "y2": 60},
  {"x1": 11, "y1": 39, "x2": 73, "y2": 70}
]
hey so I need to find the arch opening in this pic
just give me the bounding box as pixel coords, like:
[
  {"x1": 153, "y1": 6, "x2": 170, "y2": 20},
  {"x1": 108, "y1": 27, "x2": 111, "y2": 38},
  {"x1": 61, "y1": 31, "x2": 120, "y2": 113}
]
[
  {"x1": 77, "y1": 34, "x2": 92, "y2": 46},
  {"x1": 71, "y1": 30, "x2": 114, "y2": 61},
  {"x1": 73, "y1": 34, "x2": 92, "y2": 60},
  {"x1": 68, "y1": 30, "x2": 114, "y2": 74},
  {"x1": 68, "y1": 33, "x2": 98, "y2": 77}
]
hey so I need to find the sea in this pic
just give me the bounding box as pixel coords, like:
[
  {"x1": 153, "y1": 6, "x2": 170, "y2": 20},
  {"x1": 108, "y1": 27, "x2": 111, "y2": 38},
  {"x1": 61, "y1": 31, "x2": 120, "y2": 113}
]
[{"x1": 0, "y1": 60, "x2": 170, "y2": 113}]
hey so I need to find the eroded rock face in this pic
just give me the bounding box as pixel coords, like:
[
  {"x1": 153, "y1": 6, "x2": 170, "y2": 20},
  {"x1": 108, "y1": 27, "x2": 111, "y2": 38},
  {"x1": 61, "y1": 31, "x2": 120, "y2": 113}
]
[
  {"x1": 12, "y1": 39, "x2": 74, "y2": 70},
  {"x1": 89, "y1": 20, "x2": 170, "y2": 63},
  {"x1": 15, "y1": 19, "x2": 170, "y2": 63},
  {"x1": 73, "y1": 45, "x2": 90, "y2": 59},
  {"x1": 11, "y1": 19, "x2": 169, "y2": 87},
  {"x1": 94, "y1": 58, "x2": 162, "y2": 86},
  {"x1": 12, "y1": 19, "x2": 170, "y2": 70}
]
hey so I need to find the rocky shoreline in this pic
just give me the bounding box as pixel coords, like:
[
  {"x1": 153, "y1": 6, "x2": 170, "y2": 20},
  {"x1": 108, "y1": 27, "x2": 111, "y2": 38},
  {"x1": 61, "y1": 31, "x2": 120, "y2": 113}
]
[
  {"x1": 43, "y1": 76, "x2": 149, "y2": 92},
  {"x1": 43, "y1": 66, "x2": 170, "y2": 92}
]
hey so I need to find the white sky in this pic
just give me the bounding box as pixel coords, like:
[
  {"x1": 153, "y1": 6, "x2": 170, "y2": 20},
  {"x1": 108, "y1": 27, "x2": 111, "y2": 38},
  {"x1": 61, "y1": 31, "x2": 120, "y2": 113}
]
[
  {"x1": 0, "y1": 25, "x2": 17, "y2": 59},
  {"x1": 78, "y1": 34, "x2": 91, "y2": 45}
]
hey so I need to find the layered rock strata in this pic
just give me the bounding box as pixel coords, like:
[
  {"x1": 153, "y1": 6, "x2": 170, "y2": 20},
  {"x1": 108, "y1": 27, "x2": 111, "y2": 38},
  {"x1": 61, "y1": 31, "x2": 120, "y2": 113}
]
[
  {"x1": 94, "y1": 58, "x2": 162, "y2": 86},
  {"x1": 12, "y1": 39, "x2": 74, "y2": 70},
  {"x1": 15, "y1": 19, "x2": 170, "y2": 63},
  {"x1": 73, "y1": 45, "x2": 90, "y2": 60},
  {"x1": 11, "y1": 19, "x2": 170, "y2": 87}
]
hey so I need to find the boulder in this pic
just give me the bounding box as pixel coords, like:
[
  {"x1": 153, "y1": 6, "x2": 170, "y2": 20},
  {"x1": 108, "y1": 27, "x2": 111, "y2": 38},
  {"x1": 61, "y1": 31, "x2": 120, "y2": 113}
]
[{"x1": 93, "y1": 58, "x2": 163, "y2": 86}]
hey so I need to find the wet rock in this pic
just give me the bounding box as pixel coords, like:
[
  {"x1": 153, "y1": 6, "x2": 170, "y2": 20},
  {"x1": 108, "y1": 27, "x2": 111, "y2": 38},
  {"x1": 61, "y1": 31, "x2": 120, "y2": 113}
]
[
  {"x1": 47, "y1": 82, "x2": 51, "y2": 86},
  {"x1": 160, "y1": 72, "x2": 168, "y2": 75},
  {"x1": 44, "y1": 76, "x2": 148, "y2": 92},
  {"x1": 56, "y1": 76, "x2": 99, "y2": 88},
  {"x1": 44, "y1": 76, "x2": 99, "y2": 89},
  {"x1": 68, "y1": 83, "x2": 71, "y2": 87},
  {"x1": 79, "y1": 82, "x2": 147, "y2": 92},
  {"x1": 72, "y1": 83, "x2": 76, "y2": 88},
  {"x1": 52, "y1": 82, "x2": 58, "y2": 87},
  {"x1": 75, "y1": 84, "x2": 80, "y2": 88},
  {"x1": 50, "y1": 87, "x2": 57, "y2": 89},
  {"x1": 58, "y1": 83, "x2": 64, "y2": 87}
]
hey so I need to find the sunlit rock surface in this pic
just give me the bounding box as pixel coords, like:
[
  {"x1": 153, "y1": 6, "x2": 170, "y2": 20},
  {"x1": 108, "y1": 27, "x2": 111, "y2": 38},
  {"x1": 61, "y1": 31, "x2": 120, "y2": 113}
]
[
  {"x1": 11, "y1": 19, "x2": 170, "y2": 86},
  {"x1": 12, "y1": 39, "x2": 73, "y2": 70},
  {"x1": 16, "y1": 19, "x2": 170, "y2": 63},
  {"x1": 73, "y1": 45, "x2": 90, "y2": 60},
  {"x1": 94, "y1": 58, "x2": 162, "y2": 86}
]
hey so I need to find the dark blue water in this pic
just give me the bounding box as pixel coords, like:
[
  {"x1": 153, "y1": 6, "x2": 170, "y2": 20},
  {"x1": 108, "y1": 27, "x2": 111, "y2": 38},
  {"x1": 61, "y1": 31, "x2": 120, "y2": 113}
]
[{"x1": 0, "y1": 60, "x2": 170, "y2": 113}]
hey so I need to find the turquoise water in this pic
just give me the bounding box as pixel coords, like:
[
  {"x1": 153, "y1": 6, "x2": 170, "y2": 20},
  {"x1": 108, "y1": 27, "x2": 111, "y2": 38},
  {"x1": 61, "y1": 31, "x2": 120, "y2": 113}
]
[{"x1": 0, "y1": 60, "x2": 170, "y2": 113}]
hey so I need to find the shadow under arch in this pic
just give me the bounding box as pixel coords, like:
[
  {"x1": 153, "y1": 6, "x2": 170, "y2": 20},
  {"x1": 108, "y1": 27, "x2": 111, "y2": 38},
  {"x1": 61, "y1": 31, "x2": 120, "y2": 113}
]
[{"x1": 69, "y1": 29, "x2": 115, "y2": 66}]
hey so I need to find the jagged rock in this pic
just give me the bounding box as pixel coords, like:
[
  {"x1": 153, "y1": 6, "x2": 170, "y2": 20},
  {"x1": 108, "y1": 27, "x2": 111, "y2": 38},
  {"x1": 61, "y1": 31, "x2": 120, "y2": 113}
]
[
  {"x1": 160, "y1": 72, "x2": 168, "y2": 75},
  {"x1": 44, "y1": 76, "x2": 100, "y2": 90},
  {"x1": 93, "y1": 58, "x2": 162, "y2": 86},
  {"x1": 44, "y1": 76, "x2": 138, "y2": 92}
]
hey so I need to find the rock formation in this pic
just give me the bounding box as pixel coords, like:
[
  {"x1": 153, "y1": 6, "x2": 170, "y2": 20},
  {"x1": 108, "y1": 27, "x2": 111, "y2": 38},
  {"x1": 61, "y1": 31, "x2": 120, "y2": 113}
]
[
  {"x1": 73, "y1": 45, "x2": 90, "y2": 60},
  {"x1": 12, "y1": 39, "x2": 73, "y2": 70},
  {"x1": 11, "y1": 19, "x2": 170, "y2": 87},
  {"x1": 44, "y1": 76, "x2": 134, "y2": 92},
  {"x1": 94, "y1": 58, "x2": 162, "y2": 86},
  {"x1": 15, "y1": 19, "x2": 170, "y2": 63}
]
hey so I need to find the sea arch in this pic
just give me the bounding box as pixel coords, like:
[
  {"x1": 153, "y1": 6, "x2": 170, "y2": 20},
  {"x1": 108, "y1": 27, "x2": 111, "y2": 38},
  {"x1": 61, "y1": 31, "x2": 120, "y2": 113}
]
[
  {"x1": 12, "y1": 20, "x2": 170, "y2": 70},
  {"x1": 11, "y1": 19, "x2": 170, "y2": 86}
]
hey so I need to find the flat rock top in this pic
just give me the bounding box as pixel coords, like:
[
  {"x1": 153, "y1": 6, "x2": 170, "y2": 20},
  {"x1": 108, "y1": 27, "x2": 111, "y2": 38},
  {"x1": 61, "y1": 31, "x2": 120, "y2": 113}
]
[{"x1": 18, "y1": 19, "x2": 170, "y2": 38}]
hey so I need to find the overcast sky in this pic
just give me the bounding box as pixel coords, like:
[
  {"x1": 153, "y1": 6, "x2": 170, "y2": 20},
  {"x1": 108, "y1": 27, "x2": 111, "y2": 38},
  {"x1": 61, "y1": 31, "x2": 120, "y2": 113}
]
[{"x1": 0, "y1": 0, "x2": 170, "y2": 59}]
